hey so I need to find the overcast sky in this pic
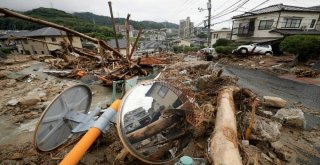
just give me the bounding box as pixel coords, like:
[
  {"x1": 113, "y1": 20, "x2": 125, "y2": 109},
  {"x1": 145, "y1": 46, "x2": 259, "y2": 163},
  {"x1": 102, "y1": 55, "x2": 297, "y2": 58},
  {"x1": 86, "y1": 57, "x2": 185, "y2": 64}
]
[{"x1": 0, "y1": 0, "x2": 319, "y2": 29}]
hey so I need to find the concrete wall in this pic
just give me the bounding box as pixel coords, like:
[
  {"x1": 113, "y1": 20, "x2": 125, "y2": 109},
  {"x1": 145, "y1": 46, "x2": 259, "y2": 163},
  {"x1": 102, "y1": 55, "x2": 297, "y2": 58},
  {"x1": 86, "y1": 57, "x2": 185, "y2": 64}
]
[
  {"x1": 20, "y1": 37, "x2": 50, "y2": 55},
  {"x1": 45, "y1": 36, "x2": 82, "y2": 51},
  {"x1": 232, "y1": 11, "x2": 320, "y2": 41},
  {"x1": 211, "y1": 31, "x2": 231, "y2": 44}
]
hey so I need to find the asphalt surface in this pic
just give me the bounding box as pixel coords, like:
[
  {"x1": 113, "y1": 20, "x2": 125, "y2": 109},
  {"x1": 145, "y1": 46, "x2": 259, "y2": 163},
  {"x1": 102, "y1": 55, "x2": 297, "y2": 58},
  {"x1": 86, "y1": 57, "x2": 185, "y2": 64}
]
[{"x1": 223, "y1": 65, "x2": 320, "y2": 129}]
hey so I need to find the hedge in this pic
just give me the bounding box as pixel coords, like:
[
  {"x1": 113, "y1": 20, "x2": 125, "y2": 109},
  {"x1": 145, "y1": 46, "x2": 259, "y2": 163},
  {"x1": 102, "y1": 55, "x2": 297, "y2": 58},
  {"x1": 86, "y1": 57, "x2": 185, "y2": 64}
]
[{"x1": 215, "y1": 46, "x2": 236, "y2": 54}]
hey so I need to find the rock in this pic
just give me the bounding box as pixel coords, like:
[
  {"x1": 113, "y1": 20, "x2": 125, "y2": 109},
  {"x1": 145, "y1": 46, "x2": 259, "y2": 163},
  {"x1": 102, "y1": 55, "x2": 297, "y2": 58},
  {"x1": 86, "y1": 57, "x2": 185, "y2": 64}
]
[
  {"x1": 179, "y1": 70, "x2": 187, "y2": 75},
  {"x1": 19, "y1": 97, "x2": 41, "y2": 106},
  {"x1": 270, "y1": 141, "x2": 284, "y2": 151},
  {"x1": 241, "y1": 140, "x2": 249, "y2": 145},
  {"x1": 259, "y1": 61, "x2": 265, "y2": 65},
  {"x1": 7, "y1": 98, "x2": 19, "y2": 106},
  {"x1": 12, "y1": 114, "x2": 25, "y2": 123},
  {"x1": 6, "y1": 79, "x2": 17, "y2": 87},
  {"x1": 262, "y1": 111, "x2": 273, "y2": 116},
  {"x1": 11, "y1": 152, "x2": 24, "y2": 160},
  {"x1": 263, "y1": 96, "x2": 287, "y2": 108},
  {"x1": 249, "y1": 115, "x2": 282, "y2": 142},
  {"x1": 275, "y1": 148, "x2": 297, "y2": 164},
  {"x1": 274, "y1": 108, "x2": 306, "y2": 129}
]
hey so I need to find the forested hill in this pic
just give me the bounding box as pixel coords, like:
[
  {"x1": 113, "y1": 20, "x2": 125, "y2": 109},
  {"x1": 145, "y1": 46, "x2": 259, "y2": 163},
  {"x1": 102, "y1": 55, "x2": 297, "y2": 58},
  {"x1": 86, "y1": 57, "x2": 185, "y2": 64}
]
[
  {"x1": 0, "y1": 8, "x2": 178, "y2": 40},
  {"x1": 73, "y1": 12, "x2": 178, "y2": 29}
]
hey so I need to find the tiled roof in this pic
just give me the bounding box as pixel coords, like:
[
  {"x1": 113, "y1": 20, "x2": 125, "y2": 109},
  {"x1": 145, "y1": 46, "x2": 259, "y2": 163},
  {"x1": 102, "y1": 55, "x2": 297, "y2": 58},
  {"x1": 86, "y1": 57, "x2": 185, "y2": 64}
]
[
  {"x1": 233, "y1": 4, "x2": 320, "y2": 18},
  {"x1": 107, "y1": 39, "x2": 127, "y2": 49},
  {"x1": 270, "y1": 29, "x2": 320, "y2": 35},
  {"x1": 0, "y1": 30, "x2": 31, "y2": 39},
  {"x1": 25, "y1": 27, "x2": 67, "y2": 37}
]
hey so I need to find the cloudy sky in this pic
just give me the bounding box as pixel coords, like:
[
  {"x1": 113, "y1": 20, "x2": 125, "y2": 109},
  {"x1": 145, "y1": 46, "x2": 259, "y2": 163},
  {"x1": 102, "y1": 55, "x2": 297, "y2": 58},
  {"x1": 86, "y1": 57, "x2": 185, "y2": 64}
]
[{"x1": 0, "y1": 0, "x2": 319, "y2": 29}]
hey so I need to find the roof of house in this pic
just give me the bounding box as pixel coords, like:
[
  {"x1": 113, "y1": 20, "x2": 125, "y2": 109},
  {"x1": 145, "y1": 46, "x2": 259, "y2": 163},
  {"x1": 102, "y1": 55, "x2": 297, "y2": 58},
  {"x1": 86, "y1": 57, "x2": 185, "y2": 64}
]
[
  {"x1": 233, "y1": 4, "x2": 320, "y2": 19},
  {"x1": 270, "y1": 29, "x2": 320, "y2": 35},
  {"x1": 0, "y1": 30, "x2": 31, "y2": 39},
  {"x1": 107, "y1": 39, "x2": 127, "y2": 49},
  {"x1": 308, "y1": 5, "x2": 320, "y2": 11},
  {"x1": 25, "y1": 27, "x2": 67, "y2": 37}
]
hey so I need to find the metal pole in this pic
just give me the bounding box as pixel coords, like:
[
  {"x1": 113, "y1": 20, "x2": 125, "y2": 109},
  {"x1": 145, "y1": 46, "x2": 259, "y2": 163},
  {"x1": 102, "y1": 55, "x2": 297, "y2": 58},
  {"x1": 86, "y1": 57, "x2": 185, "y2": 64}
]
[
  {"x1": 108, "y1": 1, "x2": 120, "y2": 52},
  {"x1": 207, "y1": 0, "x2": 212, "y2": 48}
]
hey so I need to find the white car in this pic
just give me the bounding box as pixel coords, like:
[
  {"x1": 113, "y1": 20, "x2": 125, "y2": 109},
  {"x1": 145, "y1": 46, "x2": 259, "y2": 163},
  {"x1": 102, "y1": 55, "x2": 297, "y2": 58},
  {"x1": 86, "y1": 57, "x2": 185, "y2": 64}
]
[{"x1": 233, "y1": 44, "x2": 273, "y2": 55}]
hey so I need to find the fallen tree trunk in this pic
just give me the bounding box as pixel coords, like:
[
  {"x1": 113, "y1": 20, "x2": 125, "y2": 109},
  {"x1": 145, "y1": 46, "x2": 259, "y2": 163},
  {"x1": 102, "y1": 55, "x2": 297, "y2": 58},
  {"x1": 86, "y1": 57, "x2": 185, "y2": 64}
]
[{"x1": 210, "y1": 86, "x2": 242, "y2": 165}]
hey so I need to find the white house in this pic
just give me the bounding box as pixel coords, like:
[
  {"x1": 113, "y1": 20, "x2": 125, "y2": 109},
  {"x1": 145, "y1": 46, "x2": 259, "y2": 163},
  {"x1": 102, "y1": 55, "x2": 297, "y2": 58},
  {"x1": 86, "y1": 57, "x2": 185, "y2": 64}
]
[
  {"x1": 231, "y1": 4, "x2": 320, "y2": 43},
  {"x1": 211, "y1": 28, "x2": 232, "y2": 44}
]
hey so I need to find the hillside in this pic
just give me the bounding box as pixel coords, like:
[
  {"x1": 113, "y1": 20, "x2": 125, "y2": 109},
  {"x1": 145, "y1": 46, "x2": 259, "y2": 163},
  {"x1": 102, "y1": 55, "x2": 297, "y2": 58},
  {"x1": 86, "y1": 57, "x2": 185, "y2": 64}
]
[
  {"x1": 74, "y1": 12, "x2": 179, "y2": 29},
  {"x1": 0, "y1": 7, "x2": 178, "y2": 41},
  {"x1": 0, "y1": 8, "x2": 114, "y2": 40}
]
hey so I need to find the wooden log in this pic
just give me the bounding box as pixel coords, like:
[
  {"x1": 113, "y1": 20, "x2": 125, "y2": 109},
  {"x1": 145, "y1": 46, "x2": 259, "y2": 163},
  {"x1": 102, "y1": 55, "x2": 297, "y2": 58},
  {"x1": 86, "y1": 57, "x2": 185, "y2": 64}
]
[
  {"x1": 127, "y1": 115, "x2": 178, "y2": 144},
  {"x1": 125, "y1": 14, "x2": 131, "y2": 58},
  {"x1": 129, "y1": 29, "x2": 142, "y2": 60},
  {"x1": 210, "y1": 86, "x2": 242, "y2": 165},
  {"x1": 108, "y1": 1, "x2": 120, "y2": 52}
]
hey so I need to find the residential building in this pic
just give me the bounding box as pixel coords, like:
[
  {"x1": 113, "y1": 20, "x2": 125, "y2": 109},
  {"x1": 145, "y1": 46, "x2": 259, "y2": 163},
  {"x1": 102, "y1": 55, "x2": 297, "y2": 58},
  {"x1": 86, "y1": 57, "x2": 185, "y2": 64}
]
[
  {"x1": 190, "y1": 37, "x2": 207, "y2": 47},
  {"x1": 194, "y1": 27, "x2": 208, "y2": 36},
  {"x1": 179, "y1": 17, "x2": 194, "y2": 38},
  {"x1": 107, "y1": 38, "x2": 132, "y2": 56},
  {"x1": 115, "y1": 24, "x2": 134, "y2": 38},
  {"x1": 173, "y1": 39, "x2": 191, "y2": 47},
  {"x1": 231, "y1": 4, "x2": 320, "y2": 43},
  {"x1": 211, "y1": 28, "x2": 232, "y2": 44},
  {"x1": 0, "y1": 27, "x2": 82, "y2": 55}
]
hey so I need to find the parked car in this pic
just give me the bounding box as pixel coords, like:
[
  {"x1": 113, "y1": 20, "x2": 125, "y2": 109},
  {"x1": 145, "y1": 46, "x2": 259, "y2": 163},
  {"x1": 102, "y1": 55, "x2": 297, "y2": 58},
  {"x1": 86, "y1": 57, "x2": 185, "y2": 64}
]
[{"x1": 232, "y1": 44, "x2": 273, "y2": 55}]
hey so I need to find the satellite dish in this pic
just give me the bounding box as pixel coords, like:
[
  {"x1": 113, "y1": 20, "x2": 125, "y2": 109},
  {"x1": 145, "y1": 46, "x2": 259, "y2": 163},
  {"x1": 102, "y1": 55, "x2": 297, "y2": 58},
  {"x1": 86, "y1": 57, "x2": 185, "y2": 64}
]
[
  {"x1": 34, "y1": 84, "x2": 92, "y2": 152},
  {"x1": 117, "y1": 81, "x2": 194, "y2": 164}
]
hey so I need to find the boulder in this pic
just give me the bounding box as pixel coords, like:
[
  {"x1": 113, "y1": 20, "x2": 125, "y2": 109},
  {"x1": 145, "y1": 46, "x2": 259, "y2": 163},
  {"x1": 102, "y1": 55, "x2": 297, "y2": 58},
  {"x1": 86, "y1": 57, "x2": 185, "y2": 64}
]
[
  {"x1": 274, "y1": 108, "x2": 306, "y2": 129},
  {"x1": 7, "y1": 98, "x2": 19, "y2": 106},
  {"x1": 270, "y1": 141, "x2": 284, "y2": 151},
  {"x1": 250, "y1": 115, "x2": 282, "y2": 142},
  {"x1": 19, "y1": 97, "x2": 41, "y2": 106},
  {"x1": 11, "y1": 153, "x2": 24, "y2": 160},
  {"x1": 263, "y1": 96, "x2": 287, "y2": 108},
  {"x1": 275, "y1": 148, "x2": 297, "y2": 164}
]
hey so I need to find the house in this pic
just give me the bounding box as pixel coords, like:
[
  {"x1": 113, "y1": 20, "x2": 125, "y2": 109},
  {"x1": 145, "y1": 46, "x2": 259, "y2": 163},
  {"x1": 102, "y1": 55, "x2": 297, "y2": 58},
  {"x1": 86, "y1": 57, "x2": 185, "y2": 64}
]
[
  {"x1": 190, "y1": 37, "x2": 207, "y2": 47},
  {"x1": 115, "y1": 24, "x2": 134, "y2": 38},
  {"x1": 211, "y1": 28, "x2": 232, "y2": 44},
  {"x1": 107, "y1": 38, "x2": 132, "y2": 56},
  {"x1": 0, "y1": 27, "x2": 82, "y2": 55},
  {"x1": 145, "y1": 82, "x2": 182, "y2": 112},
  {"x1": 173, "y1": 39, "x2": 191, "y2": 47},
  {"x1": 231, "y1": 4, "x2": 320, "y2": 43}
]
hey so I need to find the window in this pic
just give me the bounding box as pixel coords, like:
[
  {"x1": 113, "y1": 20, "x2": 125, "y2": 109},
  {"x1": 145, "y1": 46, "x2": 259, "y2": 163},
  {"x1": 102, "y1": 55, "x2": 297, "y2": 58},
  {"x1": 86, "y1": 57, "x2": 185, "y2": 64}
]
[
  {"x1": 41, "y1": 51, "x2": 45, "y2": 54},
  {"x1": 34, "y1": 51, "x2": 37, "y2": 54},
  {"x1": 310, "y1": 19, "x2": 316, "y2": 28},
  {"x1": 238, "y1": 23, "x2": 249, "y2": 34},
  {"x1": 157, "y1": 86, "x2": 169, "y2": 98},
  {"x1": 51, "y1": 37, "x2": 56, "y2": 42},
  {"x1": 25, "y1": 50, "x2": 31, "y2": 55},
  {"x1": 258, "y1": 20, "x2": 274, "y2": 30},
  {"x1": 20, "y1": 50, "x2": 24, "y2": 54},
  {"x1": 282, "y1": 18, "x2": 302, "y2": 28}
]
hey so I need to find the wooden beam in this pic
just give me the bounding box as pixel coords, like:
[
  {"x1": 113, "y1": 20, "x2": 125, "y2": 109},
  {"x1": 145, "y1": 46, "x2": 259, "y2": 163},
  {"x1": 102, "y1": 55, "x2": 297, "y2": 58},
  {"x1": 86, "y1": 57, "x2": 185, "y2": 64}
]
[{"x1": 125, "y1": 14, "x2": 131, "y2": 59}]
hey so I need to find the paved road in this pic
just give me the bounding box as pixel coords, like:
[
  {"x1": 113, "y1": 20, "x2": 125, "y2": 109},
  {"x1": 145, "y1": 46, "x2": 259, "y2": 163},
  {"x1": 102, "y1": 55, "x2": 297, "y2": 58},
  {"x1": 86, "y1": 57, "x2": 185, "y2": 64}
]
[{"x1": 223, "y1": 65, "x2": 320, "y2": 109}]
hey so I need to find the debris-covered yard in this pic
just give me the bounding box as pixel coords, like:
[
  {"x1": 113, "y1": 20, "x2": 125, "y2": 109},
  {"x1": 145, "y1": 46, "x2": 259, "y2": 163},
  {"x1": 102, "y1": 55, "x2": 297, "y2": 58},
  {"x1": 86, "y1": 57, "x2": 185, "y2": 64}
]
[{"x1": 0, "y1": 52, "x2": 320, "y2": 165}]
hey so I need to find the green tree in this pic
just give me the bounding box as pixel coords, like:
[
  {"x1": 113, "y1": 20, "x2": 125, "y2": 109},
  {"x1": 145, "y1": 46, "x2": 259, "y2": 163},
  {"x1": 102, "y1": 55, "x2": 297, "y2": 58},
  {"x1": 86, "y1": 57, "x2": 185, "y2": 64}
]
[{"x1": 280, "y1": 35, "x2": 320, "y2": 62}]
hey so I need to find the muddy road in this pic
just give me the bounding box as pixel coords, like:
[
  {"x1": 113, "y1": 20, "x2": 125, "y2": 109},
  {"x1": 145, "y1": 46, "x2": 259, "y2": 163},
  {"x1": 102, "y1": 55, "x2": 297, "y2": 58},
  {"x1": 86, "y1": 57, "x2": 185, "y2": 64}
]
[{"x1": 224, "y1": 65, "x2": 320, "y2": 109}]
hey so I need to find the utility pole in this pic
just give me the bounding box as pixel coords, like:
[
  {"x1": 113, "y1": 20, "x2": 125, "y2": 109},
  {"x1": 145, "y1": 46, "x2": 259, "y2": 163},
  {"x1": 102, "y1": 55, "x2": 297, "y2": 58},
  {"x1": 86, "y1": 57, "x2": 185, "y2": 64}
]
[{"x1": 207, "y1": 0, "x2": 212, "y2": 48}]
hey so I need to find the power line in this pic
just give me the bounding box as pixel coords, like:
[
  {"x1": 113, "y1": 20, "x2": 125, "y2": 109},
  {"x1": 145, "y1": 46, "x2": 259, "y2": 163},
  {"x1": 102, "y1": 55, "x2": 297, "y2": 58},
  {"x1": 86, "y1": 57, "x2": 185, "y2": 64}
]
[
  {"x1": 248, "y1": 0, "x2": 270, "y2": 12},
  {"x1": 211, "y1": 0, "x2": 250, "y2": 20},
  {"x1": 212, "y1": 0, "x2": 244, "y2": 18}
]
